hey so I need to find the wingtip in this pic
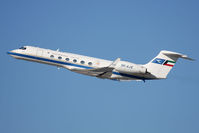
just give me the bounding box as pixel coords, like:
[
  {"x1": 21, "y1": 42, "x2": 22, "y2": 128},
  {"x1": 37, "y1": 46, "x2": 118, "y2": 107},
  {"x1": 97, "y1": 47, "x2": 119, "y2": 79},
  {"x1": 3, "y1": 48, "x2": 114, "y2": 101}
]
[{"x1": 181, "y1": 55, "x2": 195, "y2": 61}]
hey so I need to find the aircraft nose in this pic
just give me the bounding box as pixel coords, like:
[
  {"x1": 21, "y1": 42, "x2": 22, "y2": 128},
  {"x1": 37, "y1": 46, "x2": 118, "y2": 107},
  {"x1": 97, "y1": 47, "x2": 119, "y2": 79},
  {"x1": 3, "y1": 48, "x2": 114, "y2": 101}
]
[
  {"x1": 7, "y1": 50, "x2": 12, "y2": 55},
  {"x1": 7, "y1": 49, "x2": 17, "y2": 55}
]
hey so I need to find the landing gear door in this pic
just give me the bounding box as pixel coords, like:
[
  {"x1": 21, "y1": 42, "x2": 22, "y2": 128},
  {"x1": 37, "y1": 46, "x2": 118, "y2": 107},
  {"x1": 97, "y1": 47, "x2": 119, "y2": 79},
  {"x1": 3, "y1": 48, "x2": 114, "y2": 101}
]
[{"x1": 37, "y1": 49, "x2": 43, "y2": 57}]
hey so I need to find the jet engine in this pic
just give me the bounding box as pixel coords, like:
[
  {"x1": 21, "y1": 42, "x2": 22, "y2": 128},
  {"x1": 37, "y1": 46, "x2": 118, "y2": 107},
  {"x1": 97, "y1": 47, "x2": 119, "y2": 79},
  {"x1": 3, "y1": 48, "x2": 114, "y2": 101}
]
[{"x1": 115, "y1": 61, "x2": 147, "y2": 74}]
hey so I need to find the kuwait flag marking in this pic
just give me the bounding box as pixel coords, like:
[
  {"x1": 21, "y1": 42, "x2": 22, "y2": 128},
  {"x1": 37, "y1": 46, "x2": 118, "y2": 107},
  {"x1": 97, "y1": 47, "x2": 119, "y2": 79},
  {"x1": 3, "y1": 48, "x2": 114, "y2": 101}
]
[{"x1": 163, "y1": 60, "x2": 176, "y2": 67}]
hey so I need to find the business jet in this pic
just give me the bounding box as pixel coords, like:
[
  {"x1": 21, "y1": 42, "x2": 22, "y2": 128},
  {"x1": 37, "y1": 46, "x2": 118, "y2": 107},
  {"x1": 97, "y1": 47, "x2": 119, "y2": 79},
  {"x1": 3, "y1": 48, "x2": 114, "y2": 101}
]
[{"x1": 7, "y1": 46, "x2": 194, "y2": 81}]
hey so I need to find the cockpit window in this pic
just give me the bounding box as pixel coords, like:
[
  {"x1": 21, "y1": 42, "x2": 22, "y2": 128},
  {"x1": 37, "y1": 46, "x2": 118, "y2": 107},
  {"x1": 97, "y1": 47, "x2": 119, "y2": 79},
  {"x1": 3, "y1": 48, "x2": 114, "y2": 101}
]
[{"x1": 19, "y1": 46, "x2": 26, "y2": 50}]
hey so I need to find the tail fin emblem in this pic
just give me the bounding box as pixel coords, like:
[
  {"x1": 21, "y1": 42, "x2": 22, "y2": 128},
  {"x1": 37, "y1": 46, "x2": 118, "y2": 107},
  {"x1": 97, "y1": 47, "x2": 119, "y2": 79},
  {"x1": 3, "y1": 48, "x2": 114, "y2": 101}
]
[
  {"x1": 163, "y1": 60, "x2": 176, "y2": 67},
  {"x1": 152, "y1": 58, "x2": 165, "y2": 64},
  {"x1": 152, "y1": 58, "x2": 176, "y2": 67}
]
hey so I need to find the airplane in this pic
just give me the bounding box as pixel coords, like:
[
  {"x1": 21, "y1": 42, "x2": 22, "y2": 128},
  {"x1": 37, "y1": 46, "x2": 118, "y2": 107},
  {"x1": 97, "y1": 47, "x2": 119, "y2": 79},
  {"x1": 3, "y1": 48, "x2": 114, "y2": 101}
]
[{"x1": 7, "y1": 46, "x2": 194, "y2": 82}]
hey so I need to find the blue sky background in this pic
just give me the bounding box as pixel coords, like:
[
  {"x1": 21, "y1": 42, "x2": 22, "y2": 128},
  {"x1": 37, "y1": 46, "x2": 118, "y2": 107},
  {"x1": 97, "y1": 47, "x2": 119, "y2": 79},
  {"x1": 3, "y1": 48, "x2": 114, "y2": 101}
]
[{"x1": 1, "y1": 0, "x2": 199, "y2": 133}]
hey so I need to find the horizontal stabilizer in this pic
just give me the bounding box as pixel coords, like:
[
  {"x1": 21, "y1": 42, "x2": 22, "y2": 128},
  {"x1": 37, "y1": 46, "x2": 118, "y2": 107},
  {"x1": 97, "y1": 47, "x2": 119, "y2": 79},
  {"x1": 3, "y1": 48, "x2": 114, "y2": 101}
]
[{"x1": 161, "y1": 50, "x2": 195, "y2": 61}]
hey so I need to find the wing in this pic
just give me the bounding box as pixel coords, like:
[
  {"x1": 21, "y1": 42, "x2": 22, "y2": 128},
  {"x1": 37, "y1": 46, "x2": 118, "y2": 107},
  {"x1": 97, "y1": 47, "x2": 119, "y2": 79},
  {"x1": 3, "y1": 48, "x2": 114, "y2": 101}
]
[{"x1": 70, "y1": 58, "x2": 120, "y2": 78}]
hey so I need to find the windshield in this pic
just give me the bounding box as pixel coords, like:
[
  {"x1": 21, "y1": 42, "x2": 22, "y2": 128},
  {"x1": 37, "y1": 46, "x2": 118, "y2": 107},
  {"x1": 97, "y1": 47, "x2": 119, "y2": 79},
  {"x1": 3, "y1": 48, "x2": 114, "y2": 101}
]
[{"x1": 19, "y1": 46, "x2": 26, "y2": 50}]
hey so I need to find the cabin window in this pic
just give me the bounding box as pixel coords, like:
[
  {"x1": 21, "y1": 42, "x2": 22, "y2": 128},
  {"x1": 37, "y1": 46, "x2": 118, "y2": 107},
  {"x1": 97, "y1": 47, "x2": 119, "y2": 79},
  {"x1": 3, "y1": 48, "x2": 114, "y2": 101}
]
[
  {"x1": 58, "y1": 56, "x2": 62, "y2": 59},
  {"x1": 50, "y1": 55, "x2": 54, "y2": 58},
  {"x1": 88, "y1": 62, "x2": 92, "y2": 66},
  {"x1": 19, "y1": 46, "x2": 26, "y2": 50},
  {"x1": 65, "y1": 58, "x2": 69, "y2": 61},
  {"x1": 73, "y1": 59, "x2": 77, "y2": 63},
  {"x1": 80, "y1": 61, "x2": 85, "y2": 64}
]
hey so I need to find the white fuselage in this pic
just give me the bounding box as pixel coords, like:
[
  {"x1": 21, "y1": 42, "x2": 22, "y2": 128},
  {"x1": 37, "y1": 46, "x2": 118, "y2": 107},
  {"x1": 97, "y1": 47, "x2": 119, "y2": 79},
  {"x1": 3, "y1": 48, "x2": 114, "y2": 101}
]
[{"x1": 8, "y1": 46, "x2": 155, "y2": 81}]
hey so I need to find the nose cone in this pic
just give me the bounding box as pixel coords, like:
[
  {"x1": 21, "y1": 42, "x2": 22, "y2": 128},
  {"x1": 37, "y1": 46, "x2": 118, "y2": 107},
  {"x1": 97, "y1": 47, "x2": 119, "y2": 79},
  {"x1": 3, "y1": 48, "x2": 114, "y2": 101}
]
[
  {"x1": 7, "y1": 49, "x2": 19, "y2": 58},
  {"x1": 7, "y1": 50, "x2": 16, "y2": 55}
]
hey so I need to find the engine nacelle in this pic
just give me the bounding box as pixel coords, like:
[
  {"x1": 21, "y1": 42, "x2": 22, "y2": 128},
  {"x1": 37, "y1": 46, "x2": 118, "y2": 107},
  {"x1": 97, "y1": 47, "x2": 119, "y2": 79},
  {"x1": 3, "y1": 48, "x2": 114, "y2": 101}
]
[{"x1": 116, "y1": 61, "x2": 147, "y2": 74}]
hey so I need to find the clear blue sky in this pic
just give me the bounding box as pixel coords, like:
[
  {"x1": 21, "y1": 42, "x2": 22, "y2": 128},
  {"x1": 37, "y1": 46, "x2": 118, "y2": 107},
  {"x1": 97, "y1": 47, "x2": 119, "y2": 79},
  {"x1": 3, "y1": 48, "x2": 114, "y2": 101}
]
[{"x1": 1, "y1": 0, "x2": 199, "y2": 133}]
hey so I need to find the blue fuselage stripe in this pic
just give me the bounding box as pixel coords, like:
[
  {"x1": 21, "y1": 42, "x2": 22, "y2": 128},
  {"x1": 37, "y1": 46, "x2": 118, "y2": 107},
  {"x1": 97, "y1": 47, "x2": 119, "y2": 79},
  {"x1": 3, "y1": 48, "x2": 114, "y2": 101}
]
[
  {"x1": 7, "y1": 52, "x2": 92, "y2": 69},
  {"x1": 7, "y1": 52, "x2": 150, "y2": 80}
]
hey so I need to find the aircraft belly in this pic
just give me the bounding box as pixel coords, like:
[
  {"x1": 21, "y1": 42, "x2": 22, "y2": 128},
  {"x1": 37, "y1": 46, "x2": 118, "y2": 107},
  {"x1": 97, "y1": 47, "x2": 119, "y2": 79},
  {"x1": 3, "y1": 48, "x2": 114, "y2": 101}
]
[
  {"x1": 70, "y1": 67, "x2": 142, "y2": 80},
  {"x1": 111, "y1": 73, "x2": 135, "y2": 80}
]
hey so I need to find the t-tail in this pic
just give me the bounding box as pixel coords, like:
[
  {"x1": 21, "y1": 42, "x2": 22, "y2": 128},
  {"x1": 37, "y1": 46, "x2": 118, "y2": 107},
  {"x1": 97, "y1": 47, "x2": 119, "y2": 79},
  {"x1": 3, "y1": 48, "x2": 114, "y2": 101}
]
[{"x1": 143, "y1": 50, "x2": 194, "y2": 79}]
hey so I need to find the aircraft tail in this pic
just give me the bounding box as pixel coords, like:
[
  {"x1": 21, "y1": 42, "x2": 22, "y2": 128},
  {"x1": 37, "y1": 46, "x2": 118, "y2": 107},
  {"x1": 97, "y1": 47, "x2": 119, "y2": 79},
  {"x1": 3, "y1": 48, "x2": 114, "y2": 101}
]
[{"x1": 143, "y1": 50, "x2": 194, "y2": 79}]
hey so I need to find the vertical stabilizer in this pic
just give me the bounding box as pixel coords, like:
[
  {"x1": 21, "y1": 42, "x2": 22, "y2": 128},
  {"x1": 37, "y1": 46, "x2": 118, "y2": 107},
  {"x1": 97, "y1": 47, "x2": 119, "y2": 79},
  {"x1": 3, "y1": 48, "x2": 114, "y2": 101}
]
[{"x1": 143, "y1": 50, "x2": 194, "y2": 79}]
